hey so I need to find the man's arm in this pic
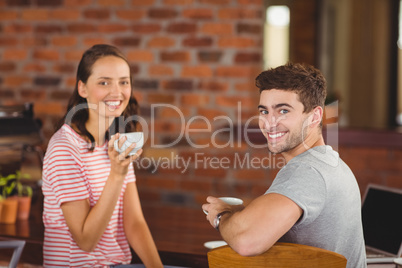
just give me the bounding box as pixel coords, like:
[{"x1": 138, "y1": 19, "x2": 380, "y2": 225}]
[{"x1": 203, "y1": 193, "x2": 302, "y2": 256}]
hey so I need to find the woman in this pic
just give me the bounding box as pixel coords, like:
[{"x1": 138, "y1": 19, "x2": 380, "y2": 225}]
[{"x1": 42, "y1": 44, "x2": 163, "y2": 267}]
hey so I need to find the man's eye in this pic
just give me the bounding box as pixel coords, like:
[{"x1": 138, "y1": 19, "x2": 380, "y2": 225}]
[
  {"x1": 259, "y1": 110, "x2": 268, "y2": 115},
  {"x1": 280, "y1": 109, "x2": 289, "y2": 114}
]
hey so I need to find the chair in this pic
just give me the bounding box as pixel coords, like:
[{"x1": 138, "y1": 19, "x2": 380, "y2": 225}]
[
  {"x1": 0, "y1": 240, "x2": 26, "y2": 268},
  {"x1": 208, "y1": 242, "x2": 347, "y2": 268}
]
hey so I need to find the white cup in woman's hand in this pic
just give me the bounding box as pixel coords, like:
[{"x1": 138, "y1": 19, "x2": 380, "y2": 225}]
[{"x1": 114, "y1": 132, "x2": 144, "y2": 156}]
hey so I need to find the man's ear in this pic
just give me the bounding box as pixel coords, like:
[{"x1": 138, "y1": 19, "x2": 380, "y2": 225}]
[
  {"x1": 77, "y1": 80, "x2": 88, "y2": 98},
  {"x1": 309, "y1": 106, "x2": 323, "y2": 128}
]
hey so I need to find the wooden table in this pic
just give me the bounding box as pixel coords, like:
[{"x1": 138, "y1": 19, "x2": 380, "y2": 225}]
[{"x1": 0, "y1": 195, "x2": 221, "y2": 267}]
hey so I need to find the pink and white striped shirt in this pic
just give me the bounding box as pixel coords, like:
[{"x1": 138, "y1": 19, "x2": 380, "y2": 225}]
[{"x1": 42, "y1": 124, "x2": 135, "y2": 267}]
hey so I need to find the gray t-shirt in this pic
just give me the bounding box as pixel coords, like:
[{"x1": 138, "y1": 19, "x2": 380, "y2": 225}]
[{"x1": 265, "y1": 145, "x2": 367, "y2": 268}]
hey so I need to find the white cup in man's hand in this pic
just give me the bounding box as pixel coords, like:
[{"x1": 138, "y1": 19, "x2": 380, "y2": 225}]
[
  {"x1": 203, "y1": 197, "x2": 243, "y2": 215},
  {"x1": 114, "y1": 132, "x2": 144, "y2": 156}
]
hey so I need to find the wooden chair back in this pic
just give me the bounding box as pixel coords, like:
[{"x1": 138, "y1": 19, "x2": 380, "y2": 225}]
[{"x1": 208, "y1": 242, "x2": 347, "y2": 268}]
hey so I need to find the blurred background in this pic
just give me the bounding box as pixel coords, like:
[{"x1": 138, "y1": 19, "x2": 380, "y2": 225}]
[{"x1": 0, "y1": 0, "x2": 401, "y2": 210}]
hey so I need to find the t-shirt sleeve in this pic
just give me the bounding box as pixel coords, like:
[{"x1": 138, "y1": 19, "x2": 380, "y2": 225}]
[
  {"x1": 265, "y1": 163, "x2": 327, "y2": 226},
  {"x1": 43, "y1": 143, "x2": 90, "y2": 206}
]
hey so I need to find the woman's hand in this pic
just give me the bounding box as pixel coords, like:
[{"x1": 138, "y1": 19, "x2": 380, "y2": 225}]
[{"x1": 108, "y1": 133, "x2": 142, "y2": 177}]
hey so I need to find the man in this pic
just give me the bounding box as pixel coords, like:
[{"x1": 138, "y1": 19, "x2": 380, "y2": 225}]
[{"x1": 202, "y1": 63, "x2": 367, "y2": 268}]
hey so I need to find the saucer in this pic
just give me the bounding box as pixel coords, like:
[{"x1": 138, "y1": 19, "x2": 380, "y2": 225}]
[{"x1": 204, "y1": 240, "x2": 227, "y2": 249}]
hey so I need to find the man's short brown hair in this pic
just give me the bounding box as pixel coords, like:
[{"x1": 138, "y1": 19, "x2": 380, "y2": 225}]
[{"x1": 255, "y1": 62, "x2": 327, "y2": 113}]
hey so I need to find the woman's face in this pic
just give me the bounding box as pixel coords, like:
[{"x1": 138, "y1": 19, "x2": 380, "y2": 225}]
[{"x1": 78, "y1": 56, "x2": 131, "y2": 122}]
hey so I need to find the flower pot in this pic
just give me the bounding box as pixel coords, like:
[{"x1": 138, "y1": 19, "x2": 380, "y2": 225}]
[
  {"x1": 0, "y1": 197, "x2": 18, "y2": 224},
  {"x1": 17, "y1": 196, "x2": 31, "y2": 220}
]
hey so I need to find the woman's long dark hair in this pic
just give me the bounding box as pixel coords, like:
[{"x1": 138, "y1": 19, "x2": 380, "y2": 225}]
[{"x1": 56, "y1": 44, "x2": 138, "y2": 151}]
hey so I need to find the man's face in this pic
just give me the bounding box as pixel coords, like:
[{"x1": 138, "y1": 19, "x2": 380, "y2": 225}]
[{"x1": 258, "y1": 89, "x2": 311, "y2": 155}]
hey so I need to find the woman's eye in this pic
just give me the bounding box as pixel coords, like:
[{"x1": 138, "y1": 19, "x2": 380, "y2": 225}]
[
  {"x1": 99, "y1": 81, "x2": 108, "y2": 86},
  {"x1": 121, "y1": 80, "x2": 130, "y2": 85}
]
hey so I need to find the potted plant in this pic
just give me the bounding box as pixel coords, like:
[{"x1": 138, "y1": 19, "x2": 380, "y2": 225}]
[{"x1": 0, "y1": 171, "x2": 32, "y2": 224}]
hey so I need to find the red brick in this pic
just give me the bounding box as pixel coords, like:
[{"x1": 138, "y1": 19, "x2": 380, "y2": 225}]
[
  {"x1": 147, "y1": 93, "x2": 176, "y2": 104},
  {"x1": 127, "y1": 50, "x2": 154, "y2": 62},
  {"x1": 218, "y1": 37, "x2": 256, "y2": 48},
  {"x1": 50, "y1": 9, "x2": 80, "y2": 20},
  {"x1": 198, "y1": 51, "x2": 223, "y2": 62},
  {"x1": 163, "y1": 79, "x2": 193, "y2": 91},
  {"x1": 216, "y1": 66, "x2": 254, "y2": 78},
  {"x1": 182, "y1": 8, "x2": 213, "y2": 19},
  {"x1": 37, "y1": 0, "x2": 62, "y2": 6},
  {"x1": 161, "y1": 51, "x2": 190, "y2": 62},
  {"x1": 235, "y1": 52, "x2": 261, "y2": 63},
  {"x1": 148, "y1": 8, "x2": 178, "y2": 19},
  {"x1": 22, "y1": 37, "x2": 47, "y2": 47},
  {"x1": 0, "y1": 62, "x2": 16, "y2": 72},
  {"x1": 201, "y1": 23, "x2": 233, "y2": 35},
  {"x1": 0, "y1": 10, "x2": 17, "y2": 20},
  {"x1": 181, "y1": 94, "x2": 210, "y2": 106},
  {"x1": 52, "y1": 36, "x2": 77, "y2": 47},
  {"x1": 4, "y1": 75, "x2": 31, "y2": 87},
  {"x1": 98, "y1": 24, "x2": 129, "y2": 33},
  {"x1": 164, "y1": 0, "x2": 195, "y2": 4},
  {"x1": 34, "y1": 102, "x2": 65, "y2": 115},
  {"x1": 198, "y1": 108, "x2": 226, "y2": 120},
  {"x1": 3, "y1": 24, "x2": 32, "y2": 33},
  {"x1": 238, "y1": 0, "x2": 263, "y2": 4},
  {"x1": 21, "y1": 9, "x2": 49, "y2": 20},
  {"x1": 64, "y1": 50, "x2": 85, "y2": 61},
  {"x1": 0, "y1": 37, "x2": 18, "y2": 46},
  {"x1": 182, "y1": 37, "x2": 212, "y2": 47},
  {"x1": 83, "y1": 38, "x2": 109, "y2": 47},
  {"x1": 215, "y1": 95, "x2": 255, "y2": 108},
  {"x1": 35, "y1": 25, "x2": 63, "y2": 34},
  {"x1": 198, "y1": 0, "x2": 230, "y2": 4},
  {"x1": 149, "y1": 65, "x2": 174, "y2": 76},
  {"x1": 64, "y1": 0, "x2": 92, "y2": 6},
  {"x1": 67, "y1": 24, "x2": 97, "y2": 33},
  {"x1": 23, "y1": 63, "x2": 46, "y2": 72},
  {"x1": 148, "y1": 37, "x2": 176, "y2": 47},
  {"x1": 84, "y1": 9, "x2": 110, "y2": 19},
  {"x1": 113, "y1": 37, "x2": 140, "y2": 46},
  {"x1": 166, "y1": 22, "x2": 197, "y2": 34},
  {"x1": 116, "y1": 10, "x2": 145, "y2": 20},
  {"x1": 131, "y1": 0, "x2": 156, "y2": 5},
  {"x1": 98, "y1": 0, "x2": 125, "y2": 5},
  {"x1": 52, "y1": 63, "x2": 75, "y2": 73},
  {"x1": 132, "y1": 23, "x2": 161, "y2": 34},
  {"x1": 198, "y1": 80, "x2": 229, "y2": 92},
  {"x1": 20, "y1": 89, "x2": 47, "y2": 101},
  {"x1": 237, "y1": 23, "x2": 262, "y2": 34},
  {"x1": 33, "y1": 49, "x2": 60, "y2": 61},
  {"x1": 218, "y1": 8, "x2": 261, "y2": 19},
  {"x1": 3, "y1": 49, "x2": 28, "y2": 60},
  {"x1": 181, "y1": 65, "x2": 213, "y2": 77},
  {"x1": 180, "y1": 180, "x2": 212, "y2": 192}
]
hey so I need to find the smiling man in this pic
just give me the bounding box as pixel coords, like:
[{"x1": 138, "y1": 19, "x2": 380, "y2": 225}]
[{"x1": 203, "y1": 63, "x2": 367, "y2": 268}]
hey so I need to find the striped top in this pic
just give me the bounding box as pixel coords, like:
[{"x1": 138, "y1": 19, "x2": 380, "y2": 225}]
[{"x1": 42, "y1": 124, "x2": 135, "y2": 267}]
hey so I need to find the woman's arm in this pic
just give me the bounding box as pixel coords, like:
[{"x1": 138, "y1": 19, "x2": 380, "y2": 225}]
[
  {"x1": 123, "y1": 182, "x2": 163, "y2": 268},
  {"x1": 61, "y1": 134, "x2": 141, "y2": 252}
]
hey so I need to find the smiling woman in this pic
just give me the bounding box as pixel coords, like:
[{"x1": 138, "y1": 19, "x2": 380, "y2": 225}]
[{"x1": 41, "y1": 44, "x2": 163, "y2": 267}]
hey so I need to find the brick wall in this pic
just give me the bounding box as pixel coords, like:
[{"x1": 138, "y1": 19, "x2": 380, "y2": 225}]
[{"x1": 0, "y1": 0, "x2": 400, "y2": 210}]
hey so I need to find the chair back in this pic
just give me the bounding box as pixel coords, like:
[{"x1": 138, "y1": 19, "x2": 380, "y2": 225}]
[{"x1": 208, "y1": 242, "x2": 347, "y2": 268}]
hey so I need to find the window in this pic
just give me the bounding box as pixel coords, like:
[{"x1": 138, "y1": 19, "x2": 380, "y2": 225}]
[{"x1": 263, "y1": 5, "x2": 290, "y2": 69}]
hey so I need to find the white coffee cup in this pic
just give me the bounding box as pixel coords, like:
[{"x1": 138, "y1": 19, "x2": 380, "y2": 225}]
[
  {"x1": 203, "y1": 197, "x2": 243, "y2": 215},
  {"x1": 114, "y1": 132, "x2": 144, "y2": 156}
]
